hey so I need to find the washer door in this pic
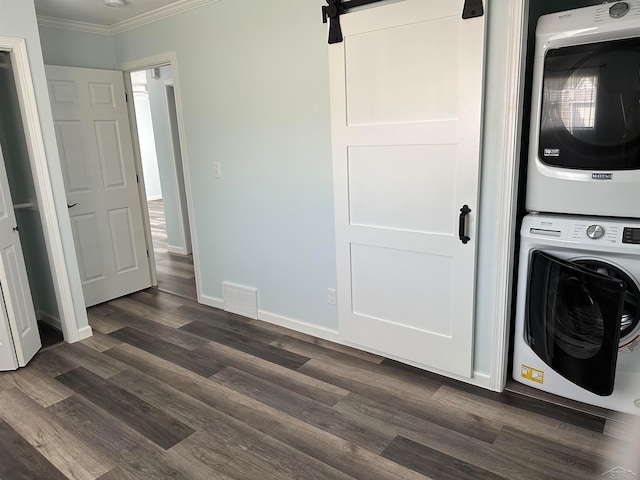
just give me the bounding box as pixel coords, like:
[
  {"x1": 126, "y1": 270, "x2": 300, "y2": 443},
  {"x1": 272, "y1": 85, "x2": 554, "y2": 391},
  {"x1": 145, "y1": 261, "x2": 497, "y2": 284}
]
[{"x1": 526, "y1": 251, "x2": 626, "y2": 396}]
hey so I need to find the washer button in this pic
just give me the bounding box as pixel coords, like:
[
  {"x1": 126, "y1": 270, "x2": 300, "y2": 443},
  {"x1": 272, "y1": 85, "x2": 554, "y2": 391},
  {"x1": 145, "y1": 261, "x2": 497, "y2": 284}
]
[
  {"x1": 587, "y1": 225, "x2": 605, "y2": 239},
  {"x1": 609, "y1": 2, "x2": 630, "y2": 17}
]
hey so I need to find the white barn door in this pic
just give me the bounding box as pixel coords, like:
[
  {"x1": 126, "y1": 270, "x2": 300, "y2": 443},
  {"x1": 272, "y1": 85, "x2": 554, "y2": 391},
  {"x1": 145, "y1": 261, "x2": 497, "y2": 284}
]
[
  {"x1": 329, "y1": 0, "x2": 486, "y2": 377},
  {"x1": 46, "y1": 66, "x2": 150, "y2": 307},
  {"x1": 0, "y1": 145, "x2": 40, "y2": 369}
]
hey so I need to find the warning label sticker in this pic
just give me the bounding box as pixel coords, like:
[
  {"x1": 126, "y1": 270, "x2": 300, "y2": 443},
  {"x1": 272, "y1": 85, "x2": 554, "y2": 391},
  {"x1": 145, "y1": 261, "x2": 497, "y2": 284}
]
[{"x1": 521, "y1": 364, "x2": 544, "y2": 384}]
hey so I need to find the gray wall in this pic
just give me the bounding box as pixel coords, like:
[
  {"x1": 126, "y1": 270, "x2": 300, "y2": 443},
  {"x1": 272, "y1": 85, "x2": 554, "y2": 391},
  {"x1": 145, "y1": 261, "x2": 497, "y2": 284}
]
[
  {"x1": 35, "y1": 0, "x2": 531, "y2": 379},
  {"x1": 112, "y1": 0, "x2": 339, "y2": 329},
  {"x1": 38, "y1": 25, "x2": 116, "y2": 69}
]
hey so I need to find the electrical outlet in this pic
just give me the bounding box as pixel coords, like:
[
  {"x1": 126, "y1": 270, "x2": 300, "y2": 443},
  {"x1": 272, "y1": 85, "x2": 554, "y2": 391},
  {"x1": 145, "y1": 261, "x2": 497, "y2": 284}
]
[
  {"x1": 213, "y1": 161, "x2": 222, "y2": 178},
  {"x1": 327, "y1": 288, "x2": 337, "y2": 306}
]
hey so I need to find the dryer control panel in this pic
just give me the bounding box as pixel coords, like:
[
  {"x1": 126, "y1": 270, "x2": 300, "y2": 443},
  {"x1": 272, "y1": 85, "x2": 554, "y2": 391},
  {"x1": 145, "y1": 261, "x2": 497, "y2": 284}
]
[{"x1": 623, "y1": 228, "x2": 640, "y2": 244}]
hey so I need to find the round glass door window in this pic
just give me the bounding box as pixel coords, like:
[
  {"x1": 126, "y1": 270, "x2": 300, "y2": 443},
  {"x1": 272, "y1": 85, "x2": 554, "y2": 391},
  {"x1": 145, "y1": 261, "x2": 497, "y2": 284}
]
[{"x1": 575, "y1": 260, "x2": 640, "y2": 350}]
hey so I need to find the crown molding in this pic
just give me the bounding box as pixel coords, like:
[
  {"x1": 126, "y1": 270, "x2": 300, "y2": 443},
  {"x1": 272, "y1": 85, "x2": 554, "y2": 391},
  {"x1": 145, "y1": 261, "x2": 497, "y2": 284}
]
[
  {"x1": 37, "y1": 15, "x2": 111, "y2": 35},
  {"x1": 37, "y1": 0, "x2": 220, "y2": 36},
  {"x1": 110, "y1": 0, "x2": 220, "y2": 34}
]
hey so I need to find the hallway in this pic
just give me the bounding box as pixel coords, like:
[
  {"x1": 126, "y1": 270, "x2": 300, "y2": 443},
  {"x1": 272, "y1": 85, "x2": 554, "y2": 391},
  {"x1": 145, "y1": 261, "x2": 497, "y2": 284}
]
[{"x1": 147, "y1": 199, "x2": 196, "y2": 301}]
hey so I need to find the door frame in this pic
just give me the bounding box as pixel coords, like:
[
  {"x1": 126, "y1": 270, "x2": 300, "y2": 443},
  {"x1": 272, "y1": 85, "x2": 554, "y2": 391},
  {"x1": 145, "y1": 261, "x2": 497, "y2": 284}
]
[
  {"x1": 0, "y1": 35, "x2": 86, "y2": 342},
  {"x1": 118, "y1": 52, "x2": 200, "y2": 301},
  {"x1": 161, "y1": 78, "x2": 192, "y2": 255},
  {"x1": 488, "y1": 0, "x2": 529, "y2": 391}
]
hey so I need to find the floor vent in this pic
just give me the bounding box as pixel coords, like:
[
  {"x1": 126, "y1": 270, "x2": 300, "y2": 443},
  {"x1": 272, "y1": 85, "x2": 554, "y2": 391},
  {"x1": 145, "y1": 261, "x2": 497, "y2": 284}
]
[{"x1": 222, "y1": 282, "x2": 258, "y2": 319}]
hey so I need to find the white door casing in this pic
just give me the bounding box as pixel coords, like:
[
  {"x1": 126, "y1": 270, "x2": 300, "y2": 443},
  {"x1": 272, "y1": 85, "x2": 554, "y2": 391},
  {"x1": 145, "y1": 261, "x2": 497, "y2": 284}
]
[
  {"x1": 0, "y1": 144, "x2": 41, "y2": 368},
  {"x1": 329, "y1": 0, "x2": 486, "y2": 377},
  {"x1": 46, "y1": 65, "x2": 151, "y2": 307},
  {"x1": 163, "y1": 81, "x2": 192, "y2": 255}
]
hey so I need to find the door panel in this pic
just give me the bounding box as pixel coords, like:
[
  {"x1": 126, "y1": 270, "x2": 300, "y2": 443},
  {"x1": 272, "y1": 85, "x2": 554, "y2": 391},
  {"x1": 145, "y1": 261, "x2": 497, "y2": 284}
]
[
  {"x1": 0, "y1": 145, "x2": 40, "y2": 367},
  {"x1": 345, "y1": 16, "x2": 460, "y2": 125},
  {"x1": 348, "y1": 145, "x2": 457, "y2": 234},
  {"x1": 330, "y1": 0, "x2": 486, "y2": 377},
  {"x1": 70, "y1": 213, "x2": 104, "y2": 283},
  {"x1": 108, "y1": 207, "x2": 138, "y2": 273},
  {"x1": 95, "y1": 121, "x2": 126, "y2": 188},
  {"x1": 351, "y1": 244, "x2": 454, "y2": 334},
  {"x1": 46, "y1": 65, "x2": 150, "y2": 307},
  {"x1": 56, "y1": 121, "x2": 90, "y2": 192}
]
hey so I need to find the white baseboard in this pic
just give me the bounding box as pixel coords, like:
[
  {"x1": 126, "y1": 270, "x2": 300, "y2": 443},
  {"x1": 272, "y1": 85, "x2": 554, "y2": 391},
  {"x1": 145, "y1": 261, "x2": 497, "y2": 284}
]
[
  {"x1": 199, "y1": 293, "x2": 224, "y2": 309},
  {"x1": 39, "y1": 310, "x2": 93, "y2": 343},
  {"x1": 167, "y1": 245, "x2": 188, "y2": 255},
  {"x1": 76, "y1": 325, "x2": 93, "y2": 342},
  {"x1": 147, "y1": 194, "x2": 163, "y2": 201},
  {"x1": 257, "y1": 309, "x2": 341, "y2": 343}
]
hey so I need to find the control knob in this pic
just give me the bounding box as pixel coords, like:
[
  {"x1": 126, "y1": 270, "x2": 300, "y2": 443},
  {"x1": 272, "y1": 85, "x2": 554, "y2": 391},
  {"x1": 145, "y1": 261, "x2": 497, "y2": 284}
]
[
  {"x1": 586, "y1": 225, "x2": 605, "y2": 240},
  {"x1": 609, "y1": 2, "x2": 630, "y2": 18}
]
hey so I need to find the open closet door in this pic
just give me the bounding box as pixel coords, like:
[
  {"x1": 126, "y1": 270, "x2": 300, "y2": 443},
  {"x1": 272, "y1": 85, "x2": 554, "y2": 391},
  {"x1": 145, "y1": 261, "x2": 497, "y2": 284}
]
[
  {"x1": 0, "y1": 145, "x2": 40, "y2": 368},
  {"x1": 329, "y1": 0, "x2": 486, "y2": 377},
  {"x1": 45, "y1": 65, "x2": 151, "y2": 307}
]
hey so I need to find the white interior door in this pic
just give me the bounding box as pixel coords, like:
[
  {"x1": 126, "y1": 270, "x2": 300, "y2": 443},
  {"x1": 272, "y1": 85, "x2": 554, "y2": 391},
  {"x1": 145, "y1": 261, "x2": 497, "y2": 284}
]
[
  {"x1": 46, "y1": 65, "x2": 150, "y2": 307},
  {"x1": 0, "y1": 145, "x2": 40, "y2": 369},
  {"x1": 0, "y1": 288, "x2": 18, "y2": 370},
  {"x1": 329, "y1": 0, "x2": 486, "y2": 377}
]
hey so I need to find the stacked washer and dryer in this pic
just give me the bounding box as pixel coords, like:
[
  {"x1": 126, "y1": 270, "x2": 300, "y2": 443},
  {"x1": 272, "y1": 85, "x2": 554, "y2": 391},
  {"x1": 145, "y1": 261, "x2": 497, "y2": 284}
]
[{"x1": 513, "y1": 1, "x2": 640, "y2": 415}]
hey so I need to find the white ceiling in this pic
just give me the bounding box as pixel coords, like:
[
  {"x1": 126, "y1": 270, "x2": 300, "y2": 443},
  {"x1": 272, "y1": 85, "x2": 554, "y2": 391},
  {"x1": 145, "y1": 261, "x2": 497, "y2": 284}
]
[{"x1": 34, "y1": 0, "x2": 184, "y2": 27}]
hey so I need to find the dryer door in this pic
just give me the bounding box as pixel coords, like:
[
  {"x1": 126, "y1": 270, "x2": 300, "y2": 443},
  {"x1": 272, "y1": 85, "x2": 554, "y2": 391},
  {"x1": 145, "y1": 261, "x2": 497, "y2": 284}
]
[
  {"x1": 539, "y1": 37, "x2": 640, "y2": 170},
  {"x1": 526, "y1": 251, "x2": 625, "y2": 396}
]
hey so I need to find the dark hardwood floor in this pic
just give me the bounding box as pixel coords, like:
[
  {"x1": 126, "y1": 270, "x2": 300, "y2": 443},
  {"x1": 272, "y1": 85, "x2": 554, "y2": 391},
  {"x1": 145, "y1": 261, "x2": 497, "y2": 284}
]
[
  {"x1": 0, "y1": 289, "x2": 637, "y2": 479},
  {"x1": 148, "y1": 199, "x2": 197, "y2": 301}
]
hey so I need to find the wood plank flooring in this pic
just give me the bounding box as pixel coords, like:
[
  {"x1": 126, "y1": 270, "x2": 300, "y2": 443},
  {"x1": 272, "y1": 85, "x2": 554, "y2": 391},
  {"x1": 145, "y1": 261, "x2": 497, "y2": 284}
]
[
  {"x1": 0, "y1": 289, "x2": 638, "y2": 480},
  {"x1": 148, "y1": 199, "x2": 197, "y2": 301}
]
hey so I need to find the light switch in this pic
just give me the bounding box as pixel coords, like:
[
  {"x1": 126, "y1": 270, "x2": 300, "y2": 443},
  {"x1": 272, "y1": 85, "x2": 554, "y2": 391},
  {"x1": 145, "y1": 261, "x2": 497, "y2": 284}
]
[{"x1": 213, "y1": 161, "x2": 221, "y2": 179}]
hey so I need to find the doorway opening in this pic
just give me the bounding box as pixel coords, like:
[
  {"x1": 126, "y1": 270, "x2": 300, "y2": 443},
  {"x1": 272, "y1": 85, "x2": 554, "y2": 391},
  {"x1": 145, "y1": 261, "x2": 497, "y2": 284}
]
[
  {"x1": 130, "y1": 66, "x2": 196, "y2": 301},
  {"x1": 0, "y1": 51, "x2": 63, "y2": 351}
]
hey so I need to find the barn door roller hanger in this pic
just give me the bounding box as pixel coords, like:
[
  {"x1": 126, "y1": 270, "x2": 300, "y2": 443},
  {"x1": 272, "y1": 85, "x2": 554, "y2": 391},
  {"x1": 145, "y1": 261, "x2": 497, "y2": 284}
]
[{"x1": 322, "y1": 0, "x2": 484, "y2": 44}]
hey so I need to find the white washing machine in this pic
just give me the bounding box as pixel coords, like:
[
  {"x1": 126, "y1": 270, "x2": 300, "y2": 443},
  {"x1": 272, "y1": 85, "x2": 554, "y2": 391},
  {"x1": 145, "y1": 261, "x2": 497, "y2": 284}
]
[
  {"x1": 513, "y1": 214, "x2": 640, "y2": 415},
  {"x1": 526, "y1": 1, "x2": 640, "y2": 218}
]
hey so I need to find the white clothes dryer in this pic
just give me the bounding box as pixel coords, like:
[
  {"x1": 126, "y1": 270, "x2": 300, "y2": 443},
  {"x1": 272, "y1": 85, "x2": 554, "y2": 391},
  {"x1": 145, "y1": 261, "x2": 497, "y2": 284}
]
[
  {"x1": 513, "y1": 214, "x2": 640, "y2": 415},
  {"x1": 526, "y1": 1, "x2": 640, "y2": 218}
]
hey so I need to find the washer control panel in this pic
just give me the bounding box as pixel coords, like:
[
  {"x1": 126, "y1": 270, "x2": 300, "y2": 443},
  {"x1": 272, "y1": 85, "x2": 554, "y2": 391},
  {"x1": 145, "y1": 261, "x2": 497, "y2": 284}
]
[
  {"x1": 570, "y1": 222, "x2": 619, "y2": 243},
  {"x1": 586, "y1": 225, "x2": 605, "y2": 239},
  {"x1": 623, "y1": 227, "x2": 640, "y2": 244},
  {"x1": 592, "y1": 0, "x2": 640, "y2": 23}
]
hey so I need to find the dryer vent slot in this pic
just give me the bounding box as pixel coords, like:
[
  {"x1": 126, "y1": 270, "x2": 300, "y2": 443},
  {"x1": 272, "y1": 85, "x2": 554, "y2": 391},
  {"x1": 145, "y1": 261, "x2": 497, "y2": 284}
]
[{"x1": 530, "y1": 228, "x2": 562, "y2": 237}]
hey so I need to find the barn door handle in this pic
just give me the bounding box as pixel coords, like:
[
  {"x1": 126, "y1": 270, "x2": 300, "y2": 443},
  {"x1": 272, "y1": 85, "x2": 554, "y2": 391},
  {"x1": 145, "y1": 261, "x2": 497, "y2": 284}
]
[
  {"x1": 67, "y1": 203, "x2": 78, "y2": 209},
  {"x1": 458, "y1": 205, "x2": 471, "y2": 244}
]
